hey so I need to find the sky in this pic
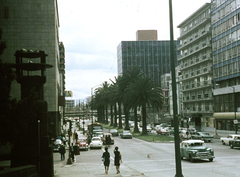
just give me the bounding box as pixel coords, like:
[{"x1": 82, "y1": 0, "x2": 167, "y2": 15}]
[{"x1": 58, "y1": 0, "x2": 211, "y2": 101}]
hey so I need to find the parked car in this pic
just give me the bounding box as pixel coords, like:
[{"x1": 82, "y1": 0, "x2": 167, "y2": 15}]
[
  {"x1": 191, "y1": 132, "x2": 213, "y2": 142},
  {"x1": 157, "y1": 127, "x2": 171, "y2": 135},
  {"x1": 76, "y1": 138, "x2": 89, "y2": 151},
  {"x1": 147, "y1": 126, "x2": 152, "y2": 132},
  {"x1": 53, "y1": 139, "x2": 62, "y2": 152},
  {"x1": 180, "y1": 140, "x2": 214, "y2": 162},
  {"x1": 109, "y1": 129, "x2": 118, "y2": 136},
  {"x1": 229, "y1": 136, "x2": 240, "y2": 149},
  {"x1": 102, "y1": 133, "x2": 114, "y2": 145},
  {"x1": 220, "y1": 134, "x2": 240, "y2": 145},
  {"x1": 94, "y1": 132, "x2": 104, "y2": 139},
  {"x1": 120, "y1": 130, "x2": 132, "y2": 139},
  {"x1": 90, "y1": 137, "x2": 103, "y2": 149}
]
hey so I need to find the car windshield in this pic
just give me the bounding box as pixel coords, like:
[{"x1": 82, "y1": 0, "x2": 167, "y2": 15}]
[
  {"x1": 110, "y1": 129, "x2": 117, "y2": 132},
  {"x1": 92, "y1": 138, "x2": 100, "y2": 141},
  {"x1": 189, "y1": 143, "x2": 204, "y2": 146},
  {"x1": 201, "y1": 132, "x2": 210, "y2": 135},
  {"x1": 78, "y1": 139, "x2": 86, "y2": 142},
  {"x1": 123, "y1": 130, "x2": 130, "y2": 133}
]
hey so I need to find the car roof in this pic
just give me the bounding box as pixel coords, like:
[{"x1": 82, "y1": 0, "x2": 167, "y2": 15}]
[{"x1": 182, "y1": 140, "x2": 204, "y2": 143}]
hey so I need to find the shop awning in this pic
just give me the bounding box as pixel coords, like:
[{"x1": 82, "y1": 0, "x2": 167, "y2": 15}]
[{"x1": 213, "y1": 112, "x2": 240, "y2": 119}]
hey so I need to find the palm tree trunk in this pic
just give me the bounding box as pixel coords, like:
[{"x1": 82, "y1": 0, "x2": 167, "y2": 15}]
[
  {"x1": 110, "y1": 105, "x2": 113, "y2": 126},
  {"x1": 134, "y1": 107, "x2": 139, "y2": 133},
  {"x1": 118, "y1": 102, "x2": 123, "y2": 129},
  {"x1": 105, "y1": 105, "x2": 108, "y2": 124},
  {"x1": 124, "y1": 105, "x2": 130, "y2": 130},
  {"x1": 114, "y1": 103, "x2": 117, "y2": 127},
  {"x1": 142, "y1": 104, "x2": 147, "y2": 135}
]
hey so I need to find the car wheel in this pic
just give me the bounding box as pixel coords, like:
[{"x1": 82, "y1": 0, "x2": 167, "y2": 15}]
[
  {"x1": 209, "y1": 158, "x2": 213, "y2": 162},
  {"x1": 230, "y1": 144, "x2": 234, "y2": 149},
  {"x1": 189, "y1": 155, "x2": 194, "y2": 162},
  {"x1": 222, "y1": 141, "x2": 225, "y2": 145}
]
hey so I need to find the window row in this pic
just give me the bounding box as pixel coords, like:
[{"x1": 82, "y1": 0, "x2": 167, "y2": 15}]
[
  {"x1": 212, "y1": 30, "x2": 240, "y2": 50},
  {"x1": 212, "y1": 0, "x2": 240, "y2": 22},
  {"x1": 212, "y1": 15, "x2": 240, "y2": 36},
  {"x1": 213, "y1": 46, "x2": 240, "y2": 64},
  {"x1": 213, "y1": 61, "x2": 240, "y2": 77}
]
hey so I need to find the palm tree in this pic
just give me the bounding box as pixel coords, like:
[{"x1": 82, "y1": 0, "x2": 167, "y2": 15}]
[
  {"x1": 110, "y1": 76, "x2": 123, "y2": 129},
  {"x1": 121, "y1": 66, "x2": 144, "y2": 131},
  {"x1": 124, "y1": 75, "x2": 163, "y2": 135}
]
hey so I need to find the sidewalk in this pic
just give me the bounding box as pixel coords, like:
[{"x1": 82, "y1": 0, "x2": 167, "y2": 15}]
[{"x1": 53, "y1": 153, "x2": 145, "y2": 177}]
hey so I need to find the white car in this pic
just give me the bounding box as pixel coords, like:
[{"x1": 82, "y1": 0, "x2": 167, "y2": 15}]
[
  {"x1": 220, "y1": 134, "x2": 240, "y2": 145},
  {"x1": 90, "y1": 137, "x2": 103, "y2": 149}
]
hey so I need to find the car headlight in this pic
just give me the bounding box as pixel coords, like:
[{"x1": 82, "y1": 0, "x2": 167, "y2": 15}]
[{"x1": 191, "y1": 150, "x2": 198, "y2": 154}]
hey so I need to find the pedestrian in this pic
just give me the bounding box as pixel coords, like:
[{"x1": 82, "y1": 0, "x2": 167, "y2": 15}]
[
  {"x1": 59, "y1": 144, "x2": 66, "y2": 160},
  {"x1": 71, "y1": 143, "x2": 75, "y2": 162},
  {"x1": 106, "y1": 135, "x2": 111, "y2": 147},
  {"x1": 113, "y1": 146, "x2": 122, "y2": 174},
  {"x1": 75, "y1": 131, "x2": 78, "y2": 143},
  {"x1": 102, "y1": 147, "x2": 110, "y2": 174}
]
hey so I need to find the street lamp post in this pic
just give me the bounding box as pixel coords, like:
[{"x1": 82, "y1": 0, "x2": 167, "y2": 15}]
[
  {"x1": 169, "y1": 1, "x2": 184, "y2": 177},
  {"x1": 232, "y1": 87, "x2": 237, "y2": 134}
]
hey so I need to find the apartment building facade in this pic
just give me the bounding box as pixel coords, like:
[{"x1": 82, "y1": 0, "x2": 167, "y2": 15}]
[
  {"x1": 0, "y1": 0, "x2": 64, "y2": 137},
  {"x1": 212, "y1": 0, "x2": 240, "y2": 131},
  {"x1": 177, "y1": 3, "x2": 214, "y2": 131}
]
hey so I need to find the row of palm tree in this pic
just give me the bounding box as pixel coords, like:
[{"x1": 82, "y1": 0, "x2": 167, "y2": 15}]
[{"x1": 90, "y1": 66, "x2": 164, "y2": 135}]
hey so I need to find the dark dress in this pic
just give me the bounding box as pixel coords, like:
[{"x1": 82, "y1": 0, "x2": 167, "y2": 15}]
[
  {"x1": 102, "y1": 151, "x2": 110, "y2": 166},
  {"x1": 114, "y1": 150, "x2": 120, "y2": 166}
]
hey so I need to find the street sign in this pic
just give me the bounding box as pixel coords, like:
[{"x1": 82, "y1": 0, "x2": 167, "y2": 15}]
[{"x1": 233, "y1": 120, "x2": 238, "y2": 124}]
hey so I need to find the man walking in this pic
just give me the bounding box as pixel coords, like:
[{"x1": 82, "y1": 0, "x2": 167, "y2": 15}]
[{"x1": 59, "y1": 144, "x2": 66, "y2": 160}]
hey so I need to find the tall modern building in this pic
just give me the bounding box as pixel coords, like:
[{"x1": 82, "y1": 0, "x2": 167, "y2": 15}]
[
  {"x1": 0, "y1": 0, "x2": 64, "y2": 136},
  {"x1": 117, "y1": 31, "x2": 178, "y2": 85},
  {"x1": 177, "y1": 3, "x2": 213, "y2": 131},
  {"x1": 211, "y1": 0, "x2": 240, "y2": 131}
]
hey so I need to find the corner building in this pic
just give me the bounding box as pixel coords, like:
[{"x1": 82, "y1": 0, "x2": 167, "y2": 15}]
[
  {"x1": 177, "y1": 3, "x2": 213, "y2": 131},
  {"x1": 212, "y1": 0, "x2": 240, "y2": 131},
  {"x1": 0, "y1": 0, "x2": 64, "y2": 137}
]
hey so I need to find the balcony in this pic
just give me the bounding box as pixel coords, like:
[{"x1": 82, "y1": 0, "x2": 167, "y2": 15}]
[{"x1": 181, "y1": 80, "x2": 213, "y2": 92}]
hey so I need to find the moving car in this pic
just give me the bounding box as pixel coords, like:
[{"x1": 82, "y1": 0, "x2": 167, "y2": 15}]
[
  {"x1": 191, "y1": 132, "x2": 213, "y2": 142},
  {"x1": 94, "y1": 132, "x2": 104, "y2": 139},
  {"x1": 229, "y1": 136, "x2": 240, "y2": 149},
  {"x1": 109, "y1": 129, "x2": 118, "y2": 136},
  {"x1": 76, "y1": 138, "x2": 89, "y2": 151},
  {"x1": 121, "y1": 130, "x2": 132, "y2": 139},
  {"x1": 180, "y1": 140, "x2": 214, "y2": 162},
  {"x1": 53, "y1": 139, "x2": 62, "y2": 152},
  {"x1": 220, "y1": 134, "x2": 240, "y2": 145},
  {"x1": 90, "y1": 137, "x2": 103, "y2": 149},
  {"x1": 102, "y1": 133, "x2": 114, "y2": 145}
]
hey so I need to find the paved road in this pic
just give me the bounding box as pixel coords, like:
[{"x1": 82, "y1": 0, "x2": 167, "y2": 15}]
[{"x1": 54, "y1": 130, "x2": 240, "y2": 177}]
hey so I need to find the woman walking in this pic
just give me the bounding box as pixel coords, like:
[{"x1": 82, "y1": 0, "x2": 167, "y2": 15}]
[
  {"x1": 114, "y1": 146, "x2": 121, "y2": 174},
  {"x1": 102, "y1": 147, "x2": 110, "y2": 174}
]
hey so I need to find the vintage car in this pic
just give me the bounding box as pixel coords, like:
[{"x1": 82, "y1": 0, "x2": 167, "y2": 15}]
[
  {"x1": 76, "y1": 137, "x2": 89, "y2": 151},
  {"x1": 229, "y1": 136, "x2": 240, "y2": 149},
  {"x1": 180, "y1": 140, "x2": 214, "y2": 162},
  {"x1": 120, "y1": 130, "x2": 132, "y2": 139},
  {"x1": 109, "y1": 129, "x2": 119, "y2": 136},
  {"x1": 90, "y1": 137, "x2": 103, "y2": 149},
  {"x1": 220, "y1": 134, "x2": 240, "y2": 145},
  {"x1": 191, "y1": 132, "x2": 213, "y2": 142},
  {"x1": 102, "y1": 133, "x2": 114, "y2": 145},
  {"x1": 157, "y1": 127, "x2": 171, "y2": 135}
]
